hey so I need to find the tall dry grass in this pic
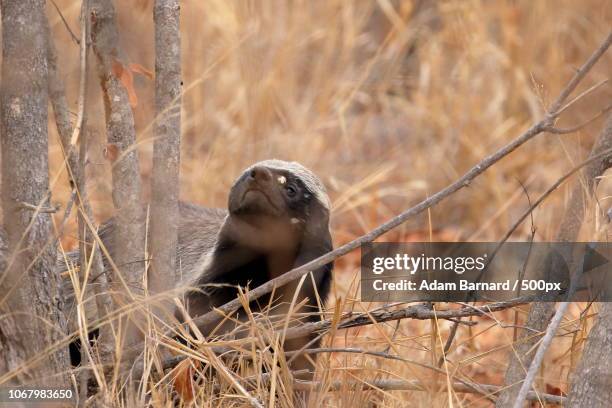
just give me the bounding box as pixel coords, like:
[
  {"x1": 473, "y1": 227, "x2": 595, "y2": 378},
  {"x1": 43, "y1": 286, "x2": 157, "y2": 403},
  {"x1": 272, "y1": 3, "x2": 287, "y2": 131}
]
[{"x1": 42, "y1": 0, "x2": 612, "y2": 406}]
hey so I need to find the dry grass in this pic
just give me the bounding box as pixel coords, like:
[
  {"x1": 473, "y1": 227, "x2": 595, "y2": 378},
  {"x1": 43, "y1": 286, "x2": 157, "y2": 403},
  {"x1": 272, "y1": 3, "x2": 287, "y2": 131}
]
[{"x1": 38, "y1": 0, "x2": 612, "y2": 406}]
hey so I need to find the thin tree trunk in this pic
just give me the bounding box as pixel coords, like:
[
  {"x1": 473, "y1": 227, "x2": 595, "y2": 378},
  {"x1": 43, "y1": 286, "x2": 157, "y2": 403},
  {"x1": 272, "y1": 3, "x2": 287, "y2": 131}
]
[
  {"x1": 149, "y1": 0, "x2": 182, "y2": 295},
  {"x1": 0, "y1": 0, "x2": 69, "y2": 385},
  {"x1": 48, "y1": 8, "x2": 116, "y2": 403},
  {"x1": 566, "y1": 302, "x2": 612, "y2": 407},
  {"x1": 90, "y1": 0, "x2": 145, "y2": 353},
  {"x1": 496, "y1": 114, "x2": 612, "y2": 407},
  {"x1": 564, "y1": 116, "x2": 612, "y2": 407},
  {"x1": 47, "y1": 1, "x2": 114, "y2": 360}
]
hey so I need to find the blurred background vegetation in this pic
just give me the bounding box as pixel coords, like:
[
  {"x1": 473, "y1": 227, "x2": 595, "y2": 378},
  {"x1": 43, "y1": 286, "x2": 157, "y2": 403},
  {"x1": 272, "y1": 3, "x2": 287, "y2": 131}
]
[{"x1": 46, "y1": 1, "x2": 610, "y2": 405}]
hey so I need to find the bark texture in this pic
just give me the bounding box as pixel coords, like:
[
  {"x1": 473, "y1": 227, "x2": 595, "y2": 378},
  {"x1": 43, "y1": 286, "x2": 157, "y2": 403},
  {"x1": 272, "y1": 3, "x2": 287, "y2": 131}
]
[
  {"x1": 90, "y1": 0, "x2": 145, "y2": 298},
  {"x1": 496, "y1": 115, "x2": 612, "y2": 407},
  {"x1": 566, "y1": 302, "x2": 612, "y2": 407},
  {"x1": 149, "y1": 0, "x2": 182, "y2": 294},
  {"x1": 47, "y1": 5, "x2": 113, "y2": 357},
  {"x1": 564, "y1": 116, "x2": 612, "y2": 407},
  {"x1": 90, "y1": 0, "x2": 145, "y2": 359},
  {"x1": 0, "y1": 0, "x2": 69, "y2": 385}
]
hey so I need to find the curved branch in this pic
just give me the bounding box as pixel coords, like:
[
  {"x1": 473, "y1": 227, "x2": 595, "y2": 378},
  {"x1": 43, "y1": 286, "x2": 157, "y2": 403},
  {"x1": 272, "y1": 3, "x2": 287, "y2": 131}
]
[{"x1": 189, "y1": 31, "x2": 612, "y2": 334}]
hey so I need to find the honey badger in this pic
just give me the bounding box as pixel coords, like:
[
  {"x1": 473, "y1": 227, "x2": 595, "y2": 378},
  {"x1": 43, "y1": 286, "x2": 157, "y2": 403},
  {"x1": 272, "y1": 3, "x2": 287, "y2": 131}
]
[
  {"x1": 182, "y1": 159, "x2": 333, "y2": 371},
  {"x1": 62, "y1": 160, "x2": 333, "y2": 371}
]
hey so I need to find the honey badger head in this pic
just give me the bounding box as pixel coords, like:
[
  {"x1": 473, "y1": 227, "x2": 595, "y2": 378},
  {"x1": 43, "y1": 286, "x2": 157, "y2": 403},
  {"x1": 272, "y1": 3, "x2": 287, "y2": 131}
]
[
  {"x1": 187, "y1": 160, "x2": 333, "y2": 322},
  {"x1": 224, "y1": 159, "x2": 331, "y2": 253}
]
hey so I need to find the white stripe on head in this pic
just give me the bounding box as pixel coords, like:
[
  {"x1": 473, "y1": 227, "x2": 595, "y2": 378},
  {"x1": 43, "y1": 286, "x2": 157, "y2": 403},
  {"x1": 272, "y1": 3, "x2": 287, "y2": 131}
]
[{"x1": 244, "y1": 159, "x2": 331, "y2": 209}]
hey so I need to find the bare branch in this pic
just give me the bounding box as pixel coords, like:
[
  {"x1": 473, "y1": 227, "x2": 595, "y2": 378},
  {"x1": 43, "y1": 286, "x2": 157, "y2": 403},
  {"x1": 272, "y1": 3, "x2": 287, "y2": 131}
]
[
  {"x1": 488, "y1": 144, "x2": 612, "y2": 267},
  {"x1": 17, "y1": 201, "x2": 61, "y2": 213},
  {"x1": 69, "y1": 0, "x2": 89, "y2": 149},
  {"x1": 549, "y1": 33, "x2": 612, "y2": 116},
  {"x1": 553, "y1": 79, "x2": 609, "y2": 117},
  {"x1": 438, "y1": 319, "x2": 460, "y2": 367},
  {"x1": 189, "y1": 31, "x2": 612, "y2": 334},
  {"x1": 281, "y1": 297, "x2": 532, "y2": 343},
  {"x1": 545, "y1": 104, "x2": 612, "y2": 134},
  {"x1": 511, "y1": 301, "x2": 571, "y2": 408},
  {"x1": 49, "y1": 0, "x2": 80, "y2": 45}
]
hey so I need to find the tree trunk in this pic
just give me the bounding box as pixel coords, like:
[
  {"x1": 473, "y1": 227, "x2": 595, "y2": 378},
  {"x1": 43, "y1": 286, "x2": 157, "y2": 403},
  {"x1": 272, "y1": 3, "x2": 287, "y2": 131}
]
[
  {"x1": 496, "y1": 115, "x2": 612, "y2": 407},
  {"x1": 90, "y1": 0, "x2": 145, "y2": 351},
  {"x1": 47, "y1": 0, "x2": 114, "y2": 368},
  {"x1": 0, "y1": 0, "x2": 69, "y2": 385},
  {"x1": 564, "y1": 116, "x2": 612, "y2": 407},
  {"x1": 566, "y1": 302, "x2": 612, "y2": 407},
  {"x1": 149, "y1": 0, "x2": 182, "y2": 295}
]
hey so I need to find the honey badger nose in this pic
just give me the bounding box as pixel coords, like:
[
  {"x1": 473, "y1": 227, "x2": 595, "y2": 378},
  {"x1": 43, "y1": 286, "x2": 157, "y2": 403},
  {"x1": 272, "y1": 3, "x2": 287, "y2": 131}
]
[{"x1": 248, "y1": 166, "x2": 272, "y2": 183}]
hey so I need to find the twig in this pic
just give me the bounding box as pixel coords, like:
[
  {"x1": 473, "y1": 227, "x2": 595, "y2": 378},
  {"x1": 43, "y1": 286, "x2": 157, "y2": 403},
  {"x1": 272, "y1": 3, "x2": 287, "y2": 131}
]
[
  {"x1": 553, "y1": 79, "x2": 609, "y2": 117},
  {"x1": 18, "y1": 202, "x2": 60, "y2": 213},
  {"x1": 50, "y1": 0, "x2": 80, "y2": 44},
  {"x1": 70, "y1": 0, "x2": 89, "y2": 148},
  {"x1": 548, "y1": 34, "x2": 611, "y2": 115},
  {"x1": 47, "y1": 0, "x2": 88, "y2": 205},
  {"x1": 281, "y1": 297, "x2": 531, "y2": 342},
  {"x1": 285, "y1": 347, "x2": 461, "y2": 377},
  {"x1": 437, "y1": 320, "x2": 460, "y2": 367},
  {"x1": 513, "y1": 179, "x2": 537, "y2": 342},
  {"x1": 511, "y1": 254, "x2": 586, "y2": 408},
  {"x1": 470, "y1": 142, "x2": 612, "y2": 304},
  {"x1": 511, "y1": 302, "x2": 570, "y2": 408},
  {"x1": 482, "y1": 145, "x2": 612, "y2": 276},
  {"x1": 189, "y1": 32, "x2": 612, "y2": 334},
  {"x1": 546, "y1": 104, "x2": 612, "y2": 134},
  {"x1": 57, "y1": 190, "x2": 77, "y2": 235}
]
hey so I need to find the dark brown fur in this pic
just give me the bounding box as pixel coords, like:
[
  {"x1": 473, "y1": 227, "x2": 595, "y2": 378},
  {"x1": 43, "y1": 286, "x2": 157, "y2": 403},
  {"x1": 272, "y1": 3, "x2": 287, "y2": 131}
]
[
  {"x1": 60, "y1": 160, "x2": 333, "y2": 374},
  {"x1": 184, "y1": 160, "x2": 333, "y2": 373}
]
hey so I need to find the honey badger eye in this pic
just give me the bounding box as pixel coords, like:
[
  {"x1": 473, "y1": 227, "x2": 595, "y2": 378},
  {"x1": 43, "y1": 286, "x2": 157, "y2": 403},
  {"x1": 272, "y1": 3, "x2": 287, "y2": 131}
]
[{"x1": 285, "y1": 185, "x2": 297, "y2": 197}]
